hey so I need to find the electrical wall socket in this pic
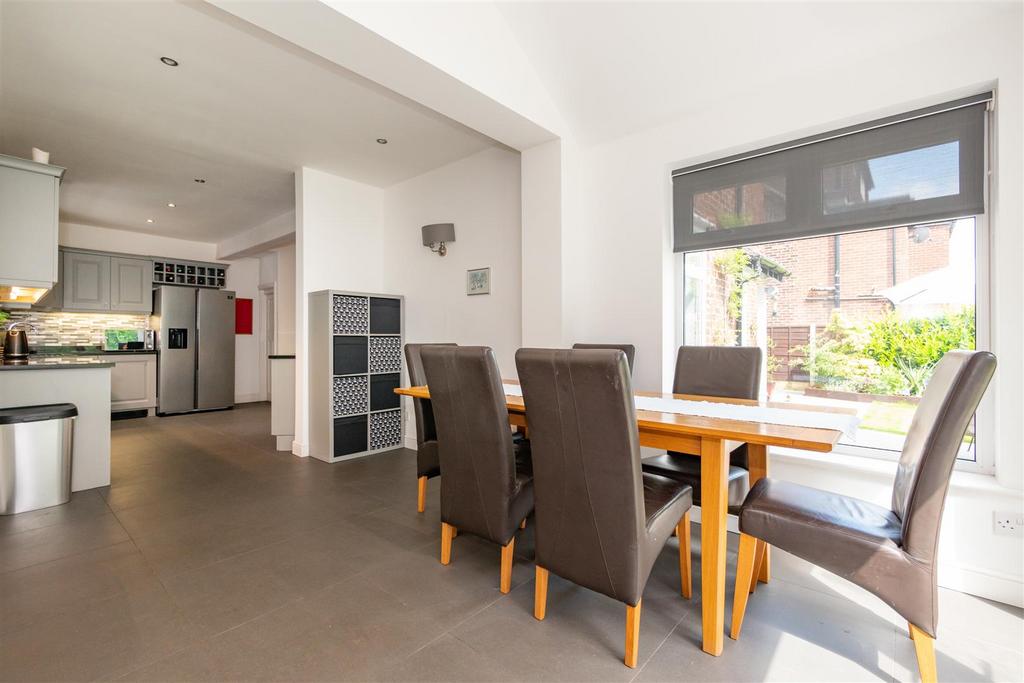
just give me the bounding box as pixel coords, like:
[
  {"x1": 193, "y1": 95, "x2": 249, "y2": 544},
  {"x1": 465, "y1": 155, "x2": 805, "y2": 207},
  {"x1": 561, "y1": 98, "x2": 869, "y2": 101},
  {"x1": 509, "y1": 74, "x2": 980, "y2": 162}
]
[{"x1": 993, "y1": 511, "x2": 1024, "y2": 536}]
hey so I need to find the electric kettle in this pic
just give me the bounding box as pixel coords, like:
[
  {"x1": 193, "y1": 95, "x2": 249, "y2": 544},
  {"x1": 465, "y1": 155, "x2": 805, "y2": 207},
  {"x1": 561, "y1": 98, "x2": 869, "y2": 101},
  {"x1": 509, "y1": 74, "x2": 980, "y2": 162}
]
[{"x1": 3, "y1": 322, "x2": 33, "y2": 358}]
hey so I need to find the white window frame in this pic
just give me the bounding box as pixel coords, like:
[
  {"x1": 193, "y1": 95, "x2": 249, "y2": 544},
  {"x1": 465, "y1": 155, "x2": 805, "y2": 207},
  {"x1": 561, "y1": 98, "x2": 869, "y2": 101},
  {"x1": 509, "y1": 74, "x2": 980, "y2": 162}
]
[{"x1": 676, "y1": 212, "x2": 993, "y2": 474}]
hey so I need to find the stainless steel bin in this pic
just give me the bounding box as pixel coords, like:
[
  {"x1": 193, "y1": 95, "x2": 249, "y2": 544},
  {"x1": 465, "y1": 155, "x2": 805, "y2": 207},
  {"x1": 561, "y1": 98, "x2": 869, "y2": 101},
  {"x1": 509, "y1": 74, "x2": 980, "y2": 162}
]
[{"x1": 0, "y1": 404, "x2": 77, "y2": 515}]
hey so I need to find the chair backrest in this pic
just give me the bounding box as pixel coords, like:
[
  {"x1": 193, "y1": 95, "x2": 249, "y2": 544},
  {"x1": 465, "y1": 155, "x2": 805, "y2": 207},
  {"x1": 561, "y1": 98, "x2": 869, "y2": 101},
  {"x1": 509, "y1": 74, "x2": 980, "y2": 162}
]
[
  {"x1": 420, "y1": 345, "x2": 518, "y2": 542},
  {"x1": 572, "y1": 343, "x2": 636, "y2": 374},
  {"x1": 516, "y1": 347, "x2": 647, "y2": 605},
  {"x1": 673, "y1": 345, "x2": 762, "y2": 400},
  {"x1": 892, "y1": 350, "x2": 996, "y2": 561},
  {"x1": 404, "y1": 343, "x2": 456, "y2": 447}
]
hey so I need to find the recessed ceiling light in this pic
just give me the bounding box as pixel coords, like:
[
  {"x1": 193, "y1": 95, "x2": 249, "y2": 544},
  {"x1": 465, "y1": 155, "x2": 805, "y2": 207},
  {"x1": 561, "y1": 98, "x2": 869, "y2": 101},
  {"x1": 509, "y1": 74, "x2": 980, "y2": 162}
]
[
  {"x1": 194, "y1": 178, "x2": 205, "y2": 183},
  {"x1": 146, "y1": 218, "x2": 154, "y2": 223},
  {"x1": 376, "y1": 138, "x2": 388, "y2": 145},
  {"x1": 167, "y1": 202, "x2": 175, "y2": 208},
  {"x1": 160, "y1": 57, "x2": 179, "y2": 67}
]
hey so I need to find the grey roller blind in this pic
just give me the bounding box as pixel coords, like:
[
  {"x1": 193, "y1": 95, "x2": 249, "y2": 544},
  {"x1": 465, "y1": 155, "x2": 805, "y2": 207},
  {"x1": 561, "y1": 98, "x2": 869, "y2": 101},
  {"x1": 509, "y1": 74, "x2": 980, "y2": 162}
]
[{"x1": 672, "y1": 93, "x2": 990, "y2": 253}]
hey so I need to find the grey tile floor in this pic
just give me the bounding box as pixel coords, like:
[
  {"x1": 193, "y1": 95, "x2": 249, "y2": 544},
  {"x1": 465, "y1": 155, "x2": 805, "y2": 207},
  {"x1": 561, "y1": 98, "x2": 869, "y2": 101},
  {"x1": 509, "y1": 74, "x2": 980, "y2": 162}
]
[{"x1": 0, "y1": 403, "x2": 1020, "y2": 682}]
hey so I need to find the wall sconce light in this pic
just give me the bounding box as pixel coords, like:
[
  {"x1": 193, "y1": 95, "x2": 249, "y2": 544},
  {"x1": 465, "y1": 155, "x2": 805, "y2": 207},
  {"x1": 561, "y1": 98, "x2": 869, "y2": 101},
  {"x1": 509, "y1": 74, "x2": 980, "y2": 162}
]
[{"x1": 422, "y1": 223, "x2": 455, "y2": 257}]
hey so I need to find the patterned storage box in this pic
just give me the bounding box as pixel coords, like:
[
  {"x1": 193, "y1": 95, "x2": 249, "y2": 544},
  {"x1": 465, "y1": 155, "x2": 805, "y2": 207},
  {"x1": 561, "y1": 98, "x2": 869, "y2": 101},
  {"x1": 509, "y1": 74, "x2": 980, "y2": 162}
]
[
  {"x1": 370, "y1": 409, "x2": 402, "y2": 451},
  {"x1": 369, "y1": 336, "x2": 402, "y2": 374},
  {"x1": 332, "y1": 375, "x2": 368, "y2": 417},
  {"x1": 332, "y1": 295, "x2": 368, "y2": 335}
]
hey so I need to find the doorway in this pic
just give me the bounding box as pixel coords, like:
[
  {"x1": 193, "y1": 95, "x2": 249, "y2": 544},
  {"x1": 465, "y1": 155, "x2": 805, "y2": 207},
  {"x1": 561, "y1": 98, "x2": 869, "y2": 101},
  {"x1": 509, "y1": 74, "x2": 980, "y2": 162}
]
[{"x1": 259, "y1": 285, "x2": 276, "y2": 401}]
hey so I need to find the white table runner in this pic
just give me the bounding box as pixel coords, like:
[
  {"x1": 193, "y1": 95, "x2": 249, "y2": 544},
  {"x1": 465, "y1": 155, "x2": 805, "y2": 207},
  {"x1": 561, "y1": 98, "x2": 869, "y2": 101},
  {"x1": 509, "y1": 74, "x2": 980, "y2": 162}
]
[{"x1": 502, "y1": 383, "x2": 860, "y2": 439}]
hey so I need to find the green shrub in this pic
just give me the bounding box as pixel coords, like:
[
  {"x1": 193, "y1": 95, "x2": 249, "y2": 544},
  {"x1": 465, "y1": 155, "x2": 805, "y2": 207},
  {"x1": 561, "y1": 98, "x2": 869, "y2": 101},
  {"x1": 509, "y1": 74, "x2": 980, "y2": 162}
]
[{"x1": 794, "y1": 306, "x2": 974, "y2": 396}]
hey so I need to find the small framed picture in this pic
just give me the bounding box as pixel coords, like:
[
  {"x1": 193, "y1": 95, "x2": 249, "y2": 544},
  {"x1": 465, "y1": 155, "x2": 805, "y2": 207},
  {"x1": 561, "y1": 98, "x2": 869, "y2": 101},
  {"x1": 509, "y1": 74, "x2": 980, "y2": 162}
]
[{"x1": 467, "y1": 267, "x2": 491, "y2": 296}]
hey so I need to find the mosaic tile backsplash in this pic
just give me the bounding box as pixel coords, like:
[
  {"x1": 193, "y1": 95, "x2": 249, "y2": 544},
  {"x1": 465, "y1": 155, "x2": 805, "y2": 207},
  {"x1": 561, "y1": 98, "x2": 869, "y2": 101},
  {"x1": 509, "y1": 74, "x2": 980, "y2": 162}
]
[{"x1": 3, "y1": 310, "x2": 150, "y2": 347}]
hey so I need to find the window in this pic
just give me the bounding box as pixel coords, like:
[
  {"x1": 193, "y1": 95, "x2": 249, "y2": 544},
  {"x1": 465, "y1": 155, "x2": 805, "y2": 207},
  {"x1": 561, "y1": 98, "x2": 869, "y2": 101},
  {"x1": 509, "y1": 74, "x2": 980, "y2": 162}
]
[
  {"x1": 673, "y1": 94, "x2": 992, "y2": 470},
  {"x1": 680, "y1": 217, "x2": 984, "y2": 464}
]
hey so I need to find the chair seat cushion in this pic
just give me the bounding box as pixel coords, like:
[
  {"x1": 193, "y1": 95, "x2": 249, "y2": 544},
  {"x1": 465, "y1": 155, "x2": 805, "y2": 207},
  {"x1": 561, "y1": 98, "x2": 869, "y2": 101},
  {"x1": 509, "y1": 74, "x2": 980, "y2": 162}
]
[
  {"x1": 641, "y1": 453, "x2": 749, "y2": 511},
  {"x1": 642, "y1": 473, "x2": 692, "y2": 541},
  {"x1": 740, "y1": 478, "x2": 902, "y2": 549},
  {"x1": 737, "y1": 478, "x2": 933, "y2": 632}
]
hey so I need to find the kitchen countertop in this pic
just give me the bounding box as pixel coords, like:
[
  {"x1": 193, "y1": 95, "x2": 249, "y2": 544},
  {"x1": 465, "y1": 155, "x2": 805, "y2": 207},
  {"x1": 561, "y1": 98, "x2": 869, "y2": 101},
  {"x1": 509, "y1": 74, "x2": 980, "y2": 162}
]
[
  {"x1": 0, "y1": 357, "x2": 114, "y2": 370},
  {"x1": 29, "y1": 346, "x2": 157, "y2": 356}
]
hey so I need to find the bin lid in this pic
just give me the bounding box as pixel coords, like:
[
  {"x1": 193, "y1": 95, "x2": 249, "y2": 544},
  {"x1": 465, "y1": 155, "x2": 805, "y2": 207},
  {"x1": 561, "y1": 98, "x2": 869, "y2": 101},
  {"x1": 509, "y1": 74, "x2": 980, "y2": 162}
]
[{"x1": 0, "y1": 403, "x2": 78, "y2": 425}]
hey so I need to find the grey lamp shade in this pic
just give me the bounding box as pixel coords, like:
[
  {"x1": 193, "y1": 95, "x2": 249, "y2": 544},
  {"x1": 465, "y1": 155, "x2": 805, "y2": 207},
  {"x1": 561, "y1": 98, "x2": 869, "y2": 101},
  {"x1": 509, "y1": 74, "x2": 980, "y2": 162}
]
[{"x1": 422, "y1": 223, "x2": 455, "y2": 246}]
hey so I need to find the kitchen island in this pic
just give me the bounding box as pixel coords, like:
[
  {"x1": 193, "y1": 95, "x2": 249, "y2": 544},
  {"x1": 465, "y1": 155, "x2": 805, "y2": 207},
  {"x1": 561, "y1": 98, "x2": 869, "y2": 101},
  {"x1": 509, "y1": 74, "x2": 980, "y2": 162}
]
[{"x1": 0, "y1": 357, "x2": 112, "y2": 491}]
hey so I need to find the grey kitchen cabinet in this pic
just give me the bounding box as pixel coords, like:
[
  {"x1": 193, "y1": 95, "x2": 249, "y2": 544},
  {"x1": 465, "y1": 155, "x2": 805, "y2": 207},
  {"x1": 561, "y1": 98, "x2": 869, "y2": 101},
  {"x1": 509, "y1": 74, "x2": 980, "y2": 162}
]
[
  {"x1": 33, "y1": 250, "x2": 64, "y2": 310},
  {"x1": 83, "y1": 354, "x2": 158, "y2": 413},
  {"x1": 110, "y1": 354, "x2": 157, "y2": 412},
  {"x1": 0, "y1": 154, "x2": 63, "y2": 292},
  {"x1": 110, "y1": 256, "x2": 153, "y2": 313},
  {"x1": 64, "y1": 250, "x2": 111, "y2": 311}
]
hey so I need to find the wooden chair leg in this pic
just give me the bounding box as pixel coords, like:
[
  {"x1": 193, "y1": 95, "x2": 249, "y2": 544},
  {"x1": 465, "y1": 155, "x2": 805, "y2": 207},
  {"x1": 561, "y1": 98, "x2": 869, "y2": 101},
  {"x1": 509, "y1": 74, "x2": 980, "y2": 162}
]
[
  {"x1": 440, "y1": 522, "x2": 455, "y2": 565},
  {"x1": 500, "y1": 538, "x2": 515, "y2": 593},
  {"x1": 730, "y1": 533, "x2": 758, "y2": 639},
  {"x1": 625, "y1": 600, "x2": 642, "y2": 668},
  {"x1": 748, "y1": 538, "x2": 766, "y2": 594},
  {"x1": 416, "y1": 476, "x2": 427, "y2": 513},
  {"x1": 534, "y1": 566, "x2": 549, "y2": 620},
  {"x1": 676, "y1": 512, "x2": 692, "y2": 599},
  {"x1": 908, "y1": 624, "x2": 937, "y2": 683},
  {"x1": 520, "y1": 518, "x2": 527, "y2": 529}
]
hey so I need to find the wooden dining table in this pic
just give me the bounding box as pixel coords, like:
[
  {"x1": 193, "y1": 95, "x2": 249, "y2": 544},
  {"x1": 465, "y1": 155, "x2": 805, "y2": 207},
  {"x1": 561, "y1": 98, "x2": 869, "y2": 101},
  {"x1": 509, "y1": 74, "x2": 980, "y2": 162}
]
[{"x1": 394, "y1": 382, "x2": 848, "y2": 656}]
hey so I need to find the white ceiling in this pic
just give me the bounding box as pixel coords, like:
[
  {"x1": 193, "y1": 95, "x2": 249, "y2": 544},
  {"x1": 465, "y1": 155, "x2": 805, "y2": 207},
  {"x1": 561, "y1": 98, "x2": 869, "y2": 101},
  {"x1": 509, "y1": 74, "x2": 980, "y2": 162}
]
[
  {"x1": 496, "y1": 1, "x2": 1008, "y2": 145},
  {"x1": 0, "y1": 1, "x2": 500, "y2": 242}
]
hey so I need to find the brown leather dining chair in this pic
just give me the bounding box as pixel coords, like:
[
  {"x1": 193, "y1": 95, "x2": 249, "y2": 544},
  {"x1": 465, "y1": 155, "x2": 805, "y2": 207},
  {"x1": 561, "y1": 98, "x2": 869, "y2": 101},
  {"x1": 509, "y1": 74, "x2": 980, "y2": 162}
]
[
  {"x1": 420, "y1": 345, "x2": 534, "y2": 593},
  {"x1": 516, "y1": 347, "x2": 693, "y2": 668},
  {"x1": 404, "y1": 343, "x2": 456, "y2": 513},
  {"x1": 572, "y1": 342, "x2": 636, "y2": 374},
  {"x1": 642, "y1": 345, "x2": 762, "y2": 513},
  {"x1": 730, "y1": 350, "x2": 996, "y2": 683}
]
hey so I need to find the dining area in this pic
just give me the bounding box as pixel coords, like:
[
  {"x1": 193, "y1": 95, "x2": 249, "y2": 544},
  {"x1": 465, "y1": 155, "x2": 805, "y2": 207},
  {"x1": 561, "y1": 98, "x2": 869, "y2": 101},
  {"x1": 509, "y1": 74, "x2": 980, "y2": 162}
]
[{"x1": 396, "y1": 342, "x2": 995, "y2": 682}]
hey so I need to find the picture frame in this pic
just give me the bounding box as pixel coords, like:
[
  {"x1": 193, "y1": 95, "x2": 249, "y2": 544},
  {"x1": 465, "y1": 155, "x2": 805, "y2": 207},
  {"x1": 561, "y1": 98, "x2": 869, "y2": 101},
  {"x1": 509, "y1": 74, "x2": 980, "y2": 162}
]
[{"x1": 466, "y1": 267, "x2": 491, "y2": 296}]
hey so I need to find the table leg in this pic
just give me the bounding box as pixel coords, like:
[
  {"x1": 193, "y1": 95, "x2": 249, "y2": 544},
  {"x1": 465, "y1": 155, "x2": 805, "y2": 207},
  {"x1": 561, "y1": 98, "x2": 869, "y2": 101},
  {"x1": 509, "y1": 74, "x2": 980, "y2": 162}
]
[
  {"x1": 746, "y1": 443, "x2": 770, "y2": 584},
  {"x1": 700, "y1": 436, "x2": 728, "y2": 656}
]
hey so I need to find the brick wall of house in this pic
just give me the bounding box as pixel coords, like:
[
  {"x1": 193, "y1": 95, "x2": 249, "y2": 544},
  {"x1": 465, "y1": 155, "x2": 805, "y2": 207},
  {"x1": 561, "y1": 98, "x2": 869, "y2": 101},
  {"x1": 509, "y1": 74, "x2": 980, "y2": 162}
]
[{"x1": 752, "y1": 223, "x2": 952, "y2": 328}]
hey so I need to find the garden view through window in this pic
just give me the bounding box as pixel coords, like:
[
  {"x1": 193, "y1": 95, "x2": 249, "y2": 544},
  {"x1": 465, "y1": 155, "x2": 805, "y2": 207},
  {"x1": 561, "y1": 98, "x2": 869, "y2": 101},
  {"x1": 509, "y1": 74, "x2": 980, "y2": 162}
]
[{"x1": 682, "y1": 217, "x2": 978, "y2": 460}]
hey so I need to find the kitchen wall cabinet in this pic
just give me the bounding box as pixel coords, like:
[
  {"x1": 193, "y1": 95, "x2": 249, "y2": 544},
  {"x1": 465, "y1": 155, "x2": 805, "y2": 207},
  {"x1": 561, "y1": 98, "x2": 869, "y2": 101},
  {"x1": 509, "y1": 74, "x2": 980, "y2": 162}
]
[
  {"x1": 110, "y1": 256, "x2": 153, "y2": 313},
  {"x1": 60, "y1": 250, "x2": 153, "y2": 314},
  {"x1": 0, "y1": 155, "x2": 63, "y2": 293},
  {"x1": 64, "y1": 251, "x2": 111, "y2": 311}
]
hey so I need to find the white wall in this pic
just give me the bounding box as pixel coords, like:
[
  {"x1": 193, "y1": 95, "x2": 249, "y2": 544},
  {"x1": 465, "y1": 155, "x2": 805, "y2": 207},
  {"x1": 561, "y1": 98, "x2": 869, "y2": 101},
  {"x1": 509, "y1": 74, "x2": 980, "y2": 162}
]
[
  {"x1": 294, "y1": 167, "x2": 384, "y2": 455},
  {"x1": 293, "y1": 151, "x2": 523, "y2": 453},
  {"x1": 60, "y1": 221, "x2": 219, "y2": 261},
  {"x1": 217, "y1": 210, "x2": 295, "y2": 260},
  {"x1": 274, "y1": 243, "x2": 296, "y2": 355},
  {"x1": 379, "y1": 147, "x2": 522, "y2": 445},
  {"x1": 225, "y1": 256, "x2": 261, "y2": 403}
]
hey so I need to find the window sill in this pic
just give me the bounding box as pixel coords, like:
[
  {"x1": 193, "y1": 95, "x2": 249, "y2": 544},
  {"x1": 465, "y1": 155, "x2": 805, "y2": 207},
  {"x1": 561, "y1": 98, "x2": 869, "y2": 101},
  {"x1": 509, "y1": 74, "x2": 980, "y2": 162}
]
[{"x1": 769, "y1": 446, "x2": 1022, "y2": 499}]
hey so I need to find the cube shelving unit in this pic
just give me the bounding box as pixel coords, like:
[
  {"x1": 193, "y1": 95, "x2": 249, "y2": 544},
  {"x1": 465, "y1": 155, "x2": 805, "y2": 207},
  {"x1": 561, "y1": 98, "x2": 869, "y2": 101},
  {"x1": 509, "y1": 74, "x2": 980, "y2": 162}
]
[{"x1": 308, "y1": 289, "x2": 404, "y2": 463}]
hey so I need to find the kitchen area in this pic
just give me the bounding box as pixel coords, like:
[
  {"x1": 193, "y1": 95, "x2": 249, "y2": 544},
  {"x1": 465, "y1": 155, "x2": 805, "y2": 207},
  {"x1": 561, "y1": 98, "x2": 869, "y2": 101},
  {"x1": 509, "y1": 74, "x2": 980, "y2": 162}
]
[{"x1": 0, "y1": 150, "x2": 257, "y2": 512}]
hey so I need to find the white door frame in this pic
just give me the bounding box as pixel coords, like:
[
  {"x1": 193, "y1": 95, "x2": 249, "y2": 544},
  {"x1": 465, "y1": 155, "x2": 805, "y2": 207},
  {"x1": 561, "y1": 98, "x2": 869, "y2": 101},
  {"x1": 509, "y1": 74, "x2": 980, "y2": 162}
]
[{"x1": 258, "y1": 284, "x2": 276, "y2": 401}]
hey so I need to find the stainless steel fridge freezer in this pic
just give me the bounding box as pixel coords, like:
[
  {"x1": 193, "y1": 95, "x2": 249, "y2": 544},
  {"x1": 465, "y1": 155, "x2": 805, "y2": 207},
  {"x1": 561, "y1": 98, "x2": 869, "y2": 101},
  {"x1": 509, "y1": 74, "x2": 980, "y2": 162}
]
[{"x1": 153, "y1": 286, "x2": 236, "y2": 415}]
